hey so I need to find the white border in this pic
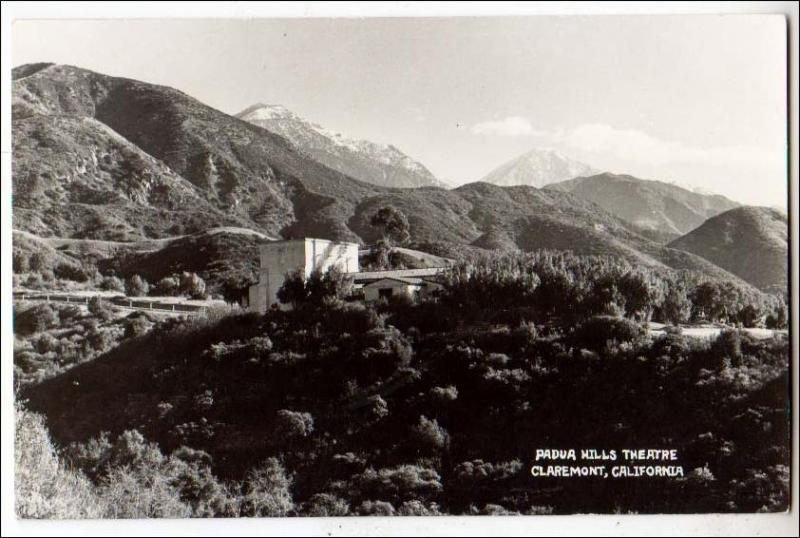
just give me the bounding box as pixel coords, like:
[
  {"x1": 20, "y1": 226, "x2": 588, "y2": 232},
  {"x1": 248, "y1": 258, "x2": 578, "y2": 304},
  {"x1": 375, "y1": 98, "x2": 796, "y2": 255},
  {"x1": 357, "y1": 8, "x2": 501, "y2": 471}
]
[{"x1": 1, "y1": 2, "x2": 798, "y2": 536}]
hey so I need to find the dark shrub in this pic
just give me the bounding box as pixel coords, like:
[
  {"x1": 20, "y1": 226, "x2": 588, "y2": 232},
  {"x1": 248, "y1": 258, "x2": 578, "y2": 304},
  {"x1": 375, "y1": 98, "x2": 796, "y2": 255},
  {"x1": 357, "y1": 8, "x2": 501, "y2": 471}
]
[
  {"x1": 33, "y1": 333, "x2": 59, "y2": 354},
  {"x1": 277, "y1": 267, "x2": 353, "y2": 309},
  {"x1": 710, "y1": 329, "x2": 743, "y2": 364},
  {"x1": 765, "y1": 300, "x2": 788, "y2": 330},
  {"x1": 410, "y1": 415, "x2": 450, "y2": 453},
  {"x1": 24, "y1": 273, "x2": 45, "y2": 289},
  {"x1": 274, "y1": 410, "x2": 314, "y2": 440},
  {"x1": 153, "y1": 275, "x2": 181, "y2": 296},
  {"x1": 58, "y1": 304, "x2": 83, "y2": 322},
  {"x1": 28, "y1": 252, "x2": 46, "y2": 272},
  {"x1": 325, "y1": 303, "x2": 384, "y2": 334},
  {"x1": 304, "y1": 493, "x2": 350, "y2": 516},
  {"x1": 736, "y1": 304, "x2": 763, "y2": 328},
  {"x1": 54, "y1": 263, "x2": 89, "y2": 282},
  {"x1": 15, "y1": 304, "x2": 59, "y2": 335},
  {"x1": 125, "y1": 274, "x2": 150, "y2": 297},
  {"x1": 124, "y1": 315, "x2": 151, "y2": 339},
  {"x1": 13, "y1": 252, "x2": 29, "y2": 273},
  {"x1": 357, "y1": 500, "x2": 396, "y2": 516},
  {"x1": 180, "y1": 272, "x2": 207, "y2": 300},
  {"x1": 99, "y1": 276, "x2": 125, "y2": 293},
  {"x1": 397, "y1": 500, "x2": 442, "y2": 516},
  {"x1": 429, "y1": 385, "x2": 458, "y2": 403},
  {"x1": 571, "y1": 315, "x2": 645, "y2": 351},
  {"x1": 354, "y1": 465, "x2": 443, "y2": 505},
  {"x1": 88, "y1": 297, "x2": 116, "y2": 321}
]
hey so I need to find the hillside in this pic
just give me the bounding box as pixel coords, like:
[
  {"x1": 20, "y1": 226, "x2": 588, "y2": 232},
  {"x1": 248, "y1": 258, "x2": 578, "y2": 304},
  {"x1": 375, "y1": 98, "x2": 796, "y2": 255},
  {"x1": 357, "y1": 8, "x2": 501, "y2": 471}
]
[
  {"x1": 21, "y1": 273, "x2": 790, "y2": 514},
  {"x1": 103, "y1": 229, "x2": 275, "y2": 299},
  {"x1": 668, "y1": 207, "x2": 788, "y2": 292},
  {"x1": 347, "y1": 182, "x2": 755, "y2": 285},
  {"x1": 480, "y1": 148, "x2": 598, "y2": 188},
  {"x1": 547, "y1": 173, "x2": 740, "y2": 236},
  {"x1": 13, "y1": 63, "x2": 381, "y2": 241},
  {"x1": 237, "y1": 104, "x2": 444, "y2": 189},
  {"x1": 12, "y1": 114, "x2": 240, "y2": 240}
]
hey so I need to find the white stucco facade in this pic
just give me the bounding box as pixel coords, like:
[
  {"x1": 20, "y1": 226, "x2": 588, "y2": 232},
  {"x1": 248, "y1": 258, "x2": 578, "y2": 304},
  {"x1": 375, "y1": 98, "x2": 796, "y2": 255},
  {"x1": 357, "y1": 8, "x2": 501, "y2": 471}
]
[{"x1": 248, "y1": 238, "x2": 359, "y2": 312}]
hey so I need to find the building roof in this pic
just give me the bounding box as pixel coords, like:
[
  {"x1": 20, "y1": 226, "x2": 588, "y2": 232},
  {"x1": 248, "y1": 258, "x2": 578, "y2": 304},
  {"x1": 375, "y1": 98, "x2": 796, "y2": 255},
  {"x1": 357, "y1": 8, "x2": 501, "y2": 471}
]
[
  {"x1": 261, "y1": 238, "x2": 360, "y2": 247},
  {"x1": 350, "y1": 267, "x2": 446, "y2": 283},
  {"x1": 363, "y1": 276, "x2": 425, "y2": 287}
]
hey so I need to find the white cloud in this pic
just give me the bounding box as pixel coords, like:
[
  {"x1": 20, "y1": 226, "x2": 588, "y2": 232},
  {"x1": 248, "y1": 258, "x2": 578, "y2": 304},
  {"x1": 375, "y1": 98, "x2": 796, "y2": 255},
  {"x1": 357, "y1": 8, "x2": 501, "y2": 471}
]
[
  {"x1": 555, "y1": 123, "x2": 782, "y2": 168},
  {"x1": 471, "y1": 117, "x2": 781, "y2": 169},
  {"x1": 470, "y1": 116, "x2": 544, "y2": 137}
]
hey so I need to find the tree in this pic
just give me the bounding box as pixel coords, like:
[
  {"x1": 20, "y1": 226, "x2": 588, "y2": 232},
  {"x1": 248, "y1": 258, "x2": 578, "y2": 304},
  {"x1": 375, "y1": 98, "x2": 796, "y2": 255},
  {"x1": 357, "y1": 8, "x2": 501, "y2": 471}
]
[
  {"x1": 274, "y1": 410, "x2": 314, "y2": 440},
  {"x1": 736, "y1": 304, "x2": 763, "y2": 328},
  {"x1": 15, "y1": 304, "x2": 59, "y2": 335},
  {"x1": 99, "y1": 275, "x2": 125, "y2": 293},
  {"x1": 276, "y1": 270, "x2": 308, "y2": 309},
  {"x1": 619, "y1": 271, "x2": 660, "y2": 321},
  {"x1": 277, "y1": 267, "x2": 353, "y2": 309},
  {"x1": 585, "y1": 273, "x2": 625, "y2": 317},
  {"x1": 659, "y1": 285, "x2": 692, "y2": 325},
  {"x1": 305, "y1": 493, "x2": 350, "y2": 516},
  {"x1": 153, "y1": 275, "x2": 180, "y2": 296},
  {"x1": 124, "y1": 315, "x2": 151, "y2": 338},
  {"x1": 691, "y1": 281, "x2": 722, "y2": 322},
  {"x1": 87, "y1": 297, "x2": 115, "y2": 322},
  {"x1": 125, "y1": 274, "x2": 150, "y2": 297},
  {"x1": 28, "y1": 252, "x2": 47, "y2": 272},
  {"x1": 306, "y1": 266, "x2": 353, "y2": 305},
  {"x1": 240, "y1": 458, "x2": 294, "y2": 517},
  {"x1": 369, "y1": 206, "x2": 410, "y2": 268},
  {"x1": 765, "y1": 299, "x2": 788, "y2": 329},
  {"x1": 13, "y1": 252, "x2": 29, "y2": 273},
  {"x1": 410, "y1": 415, "x2": 450, "y2": 453},
  {"x1": 179, "y1": 272, "x2": 207, "y2": 300}
]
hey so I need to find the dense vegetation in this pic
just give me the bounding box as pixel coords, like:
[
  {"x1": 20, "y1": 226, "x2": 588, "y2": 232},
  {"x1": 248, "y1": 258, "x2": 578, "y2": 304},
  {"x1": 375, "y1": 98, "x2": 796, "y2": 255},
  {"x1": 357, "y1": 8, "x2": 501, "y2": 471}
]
[
  {"x1": 13, "y1": 227, "x2": 255, "y2": 301},
  {"x1": 13, "y1": 300, "x2": 160, "y2": 386},
  {"x1": 18, "y1": 251, "x2": 789, "y2": 517}
]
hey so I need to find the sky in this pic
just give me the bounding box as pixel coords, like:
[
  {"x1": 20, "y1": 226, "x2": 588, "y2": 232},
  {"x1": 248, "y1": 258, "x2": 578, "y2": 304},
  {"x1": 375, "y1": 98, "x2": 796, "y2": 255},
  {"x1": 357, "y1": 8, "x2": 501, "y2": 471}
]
[{"x1": 12, "y1": 16, "x2": 788, "y2": 207}]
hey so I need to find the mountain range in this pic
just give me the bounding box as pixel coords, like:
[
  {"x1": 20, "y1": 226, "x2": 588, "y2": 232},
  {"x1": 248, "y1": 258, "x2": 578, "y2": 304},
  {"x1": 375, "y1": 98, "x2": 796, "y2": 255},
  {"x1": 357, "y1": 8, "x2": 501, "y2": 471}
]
[
  {"x1": 479, "y1": 148, "x2": 598, "y2": 188},
  {"x1": 546, "y1": 173, "x2": 740, "y2": 237},
  {"x1": 11, "y1": 63, "x2": 786, "y2": 293},
  {"x1": 236, "y1": 103, "x2": 445, "y2": 189},
  {"x1": 668, "y1": 206, "x2": 788, "y2": 293}
]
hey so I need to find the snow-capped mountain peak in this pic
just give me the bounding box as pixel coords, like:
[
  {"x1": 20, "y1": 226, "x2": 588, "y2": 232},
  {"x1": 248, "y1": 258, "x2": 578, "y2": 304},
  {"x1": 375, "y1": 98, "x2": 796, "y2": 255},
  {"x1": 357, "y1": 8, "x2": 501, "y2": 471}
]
[
  {"x1": 480, "y1": 148, "x2": 599, "y2": 188},
  {"x1": 236, "y1": 103, "x2": 445, "y2": 189}
]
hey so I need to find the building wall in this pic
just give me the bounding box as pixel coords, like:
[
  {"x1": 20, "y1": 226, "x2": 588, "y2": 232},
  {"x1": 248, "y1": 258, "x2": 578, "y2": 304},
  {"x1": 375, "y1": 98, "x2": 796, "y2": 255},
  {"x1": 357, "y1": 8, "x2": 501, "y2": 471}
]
[
  {"x1": 304, "y1": 239, "x2": 359, "y2": 276},
  {"x1": 248, "y1": 238, "x2": 359, "y2": 312},
  {"x1": 363, "y1": 279, "x2": 421, "y2": 303}
]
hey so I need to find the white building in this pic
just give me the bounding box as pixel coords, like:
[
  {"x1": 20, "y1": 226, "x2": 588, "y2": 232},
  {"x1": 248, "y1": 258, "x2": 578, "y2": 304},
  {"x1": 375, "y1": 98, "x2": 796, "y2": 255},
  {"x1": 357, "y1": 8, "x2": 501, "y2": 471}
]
[
  {"x1": 248, "y1": 238, "x2": 359, "y2": 312},
  {"x1": 247, "y1": 238, "x2": 449, "y2": 312},
  {"x1": 354, "y1": 269, "x2": 445, "y2": 303}
]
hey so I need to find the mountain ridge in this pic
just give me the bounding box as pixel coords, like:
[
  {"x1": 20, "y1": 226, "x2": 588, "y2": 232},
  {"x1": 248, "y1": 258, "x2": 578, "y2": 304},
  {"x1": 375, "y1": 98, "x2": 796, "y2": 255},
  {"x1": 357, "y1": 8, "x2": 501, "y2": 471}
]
[
  {"x1": 546, "y1": 172, "x2": 740, "y2": 236},
  {"x1": 480, "y1": 147, "x2": 599, "y2": 188},
  {"x1": 236, "y1": 103, "x2": 445, "y2": 189},
  {"x1": 668, "y1": 206, "x2": 788, "y2": 292}
]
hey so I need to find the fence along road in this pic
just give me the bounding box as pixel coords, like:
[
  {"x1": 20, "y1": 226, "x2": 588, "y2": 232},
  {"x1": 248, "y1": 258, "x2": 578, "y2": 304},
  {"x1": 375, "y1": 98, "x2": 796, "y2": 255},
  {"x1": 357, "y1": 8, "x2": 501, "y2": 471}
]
[{"x1": 13, "y1": 291, "x2": 209, "y2": 316}]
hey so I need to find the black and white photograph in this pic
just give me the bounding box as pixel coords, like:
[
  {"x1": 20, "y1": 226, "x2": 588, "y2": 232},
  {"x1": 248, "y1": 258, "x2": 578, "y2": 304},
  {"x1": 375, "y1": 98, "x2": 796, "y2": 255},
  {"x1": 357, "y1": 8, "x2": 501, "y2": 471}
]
[{"x1": 1, "y1": 2, "x2": 797, "y2": 536}]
